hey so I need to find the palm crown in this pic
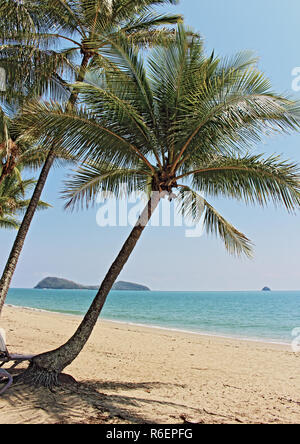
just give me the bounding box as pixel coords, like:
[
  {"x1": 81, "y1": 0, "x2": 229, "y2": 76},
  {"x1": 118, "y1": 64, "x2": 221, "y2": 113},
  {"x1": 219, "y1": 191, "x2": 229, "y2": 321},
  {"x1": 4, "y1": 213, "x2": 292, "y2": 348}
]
[
  {"x1": 16, "y1": 28, "x2": 300, "y2": 257},
  {"x1": 0, "y1": 0, "x2": 182, "y2": 102}
]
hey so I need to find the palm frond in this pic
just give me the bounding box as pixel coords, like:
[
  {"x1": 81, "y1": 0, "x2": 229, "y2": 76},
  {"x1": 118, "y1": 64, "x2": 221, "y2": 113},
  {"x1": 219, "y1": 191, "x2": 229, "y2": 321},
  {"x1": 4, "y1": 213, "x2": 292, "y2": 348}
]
[
  {"x1": 177, "y1": 154, "x2": 300, "y2": 213},
  {"x1": 176, "y1": 187, "x2": 253, "y2": 257},
  {"x1": 0, "y1": 215, "x2": 19, "y2": 229},
  {"x1": 16, "y1": 99, "x2": 155, "y2": 171},
  {"x1": 171, "y1": 67, "x2": 300, "y2": 168},
  {"x1": 0, "y1": 164, "x2": 50, "y2": 229},
  {"x1": 63, "y1": 160, "x2": 149, "y2": 210}
]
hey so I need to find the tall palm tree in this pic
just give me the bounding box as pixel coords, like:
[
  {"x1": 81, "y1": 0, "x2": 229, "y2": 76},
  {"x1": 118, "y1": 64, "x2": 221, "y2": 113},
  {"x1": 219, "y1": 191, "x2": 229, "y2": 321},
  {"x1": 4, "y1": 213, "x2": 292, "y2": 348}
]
[
  {"x1": 14, "y1": 28, "x2": 300, "y2": 386},
  {"x1": 0, "y1": 0, "x2": 182, "y2": 311}
]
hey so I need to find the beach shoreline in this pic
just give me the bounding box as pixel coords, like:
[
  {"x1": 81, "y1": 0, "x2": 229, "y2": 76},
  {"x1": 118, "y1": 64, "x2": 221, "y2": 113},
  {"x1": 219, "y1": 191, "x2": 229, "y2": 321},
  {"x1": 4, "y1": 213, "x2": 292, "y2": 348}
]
[
  {"x1": 0, "y1": 305, "x2": 299, "y2": 424},
  {"x1": 4, "y1": 303, "x2": 292, "y2": 347}
]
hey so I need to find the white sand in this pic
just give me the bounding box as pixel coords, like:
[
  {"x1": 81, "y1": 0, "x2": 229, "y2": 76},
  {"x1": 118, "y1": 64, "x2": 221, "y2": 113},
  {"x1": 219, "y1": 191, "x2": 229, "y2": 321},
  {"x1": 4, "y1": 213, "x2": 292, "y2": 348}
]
[{"x1": 0, "y1": 305, "x2": 299, "y2": 424}]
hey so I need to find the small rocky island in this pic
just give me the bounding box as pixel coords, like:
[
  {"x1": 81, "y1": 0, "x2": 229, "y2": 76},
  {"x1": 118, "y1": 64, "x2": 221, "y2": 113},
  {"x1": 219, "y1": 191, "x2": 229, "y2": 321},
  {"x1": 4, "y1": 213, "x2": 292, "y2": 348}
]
[
  {"x1": 35, "y1": 277, "x2": 150, "y2": 291},
  {"x1": 262, "y1": 287, "x2": 271, "y2": 291}
]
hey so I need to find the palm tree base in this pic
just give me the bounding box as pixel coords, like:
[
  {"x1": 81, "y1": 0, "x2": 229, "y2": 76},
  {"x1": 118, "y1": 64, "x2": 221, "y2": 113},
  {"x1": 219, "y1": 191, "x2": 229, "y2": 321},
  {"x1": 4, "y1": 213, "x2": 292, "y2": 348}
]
[{"x1": 17, "y1": 362, "x2": 61, "y2": 388}]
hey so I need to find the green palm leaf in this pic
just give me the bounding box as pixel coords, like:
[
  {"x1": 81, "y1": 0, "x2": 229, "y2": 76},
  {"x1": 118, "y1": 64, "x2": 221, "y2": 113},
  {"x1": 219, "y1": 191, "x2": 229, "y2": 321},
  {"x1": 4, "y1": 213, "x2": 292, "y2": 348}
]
[
  {"x1": 176, "y1": 186, "x2": 253, "y2": 257},
  {"x1": 0, "y1": 216, "x2": 19, "y2": 229},
  {"x1": 63, "y1": 161, "x2": 149, "y2": 209},
  {"x1": 0, "y1": 166, "x2": 50, "y2": 229},
  {"x1": 176, "y1": 154, "x2": 300, "y2": 212}
]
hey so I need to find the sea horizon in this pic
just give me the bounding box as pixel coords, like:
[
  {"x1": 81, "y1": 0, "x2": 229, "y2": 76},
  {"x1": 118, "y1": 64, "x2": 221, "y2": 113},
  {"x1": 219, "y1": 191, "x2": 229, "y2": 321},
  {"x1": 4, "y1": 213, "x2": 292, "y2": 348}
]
[{"x1": 10, "y1": 287, "x2": 300, "y2": 292}]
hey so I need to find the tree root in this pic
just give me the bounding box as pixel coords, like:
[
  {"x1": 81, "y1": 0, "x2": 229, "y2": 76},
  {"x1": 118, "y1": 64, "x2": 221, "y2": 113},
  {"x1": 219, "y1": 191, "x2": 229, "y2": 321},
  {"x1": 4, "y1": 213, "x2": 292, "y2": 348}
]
[
  {"x1": 14, "y1": 362, "x2": 78, "y2": 390},
  {"x1": 15, "y1": 362, "x2": 60, "y2": 389}
]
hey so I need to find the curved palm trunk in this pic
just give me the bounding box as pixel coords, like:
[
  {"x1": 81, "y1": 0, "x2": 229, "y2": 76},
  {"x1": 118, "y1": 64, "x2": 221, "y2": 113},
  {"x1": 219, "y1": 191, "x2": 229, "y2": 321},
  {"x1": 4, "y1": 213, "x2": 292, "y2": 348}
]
[
  {"x1": 21, "y1": 193, "x2": 161, "y2": 387},
  {"x1": 0, "y1": 53, "x2": 91, "y2": 315}
]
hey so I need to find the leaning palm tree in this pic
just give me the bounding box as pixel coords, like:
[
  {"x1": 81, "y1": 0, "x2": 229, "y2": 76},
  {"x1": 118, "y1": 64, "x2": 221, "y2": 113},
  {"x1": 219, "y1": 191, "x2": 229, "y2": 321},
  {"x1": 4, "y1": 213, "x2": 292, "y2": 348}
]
[
  {"x1": 14, "y1": 28, "x2": 300, "y2": 386},
  {"x1": 0, "y1": 0, "x2": 182, "y2": 311}
]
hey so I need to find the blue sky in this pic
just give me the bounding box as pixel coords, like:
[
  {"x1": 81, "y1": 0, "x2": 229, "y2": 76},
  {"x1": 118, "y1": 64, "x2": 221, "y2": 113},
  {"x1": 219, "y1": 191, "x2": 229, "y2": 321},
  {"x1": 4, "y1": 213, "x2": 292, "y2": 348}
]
[{"x1": 1, "y1": 0, "x2": 300, "y2": 291}]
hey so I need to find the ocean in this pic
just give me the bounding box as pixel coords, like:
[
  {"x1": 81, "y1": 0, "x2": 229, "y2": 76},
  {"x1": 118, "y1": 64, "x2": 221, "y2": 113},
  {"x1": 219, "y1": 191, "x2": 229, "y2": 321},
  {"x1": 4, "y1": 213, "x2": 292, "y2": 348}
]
[{"x1": 5, "y1": 289, "x2": 300, "y2": 345}]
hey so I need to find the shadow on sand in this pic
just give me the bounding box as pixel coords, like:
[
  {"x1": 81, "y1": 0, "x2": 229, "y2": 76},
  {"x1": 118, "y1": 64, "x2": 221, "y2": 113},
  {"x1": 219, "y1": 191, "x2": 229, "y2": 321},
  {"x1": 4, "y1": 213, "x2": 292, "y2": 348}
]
[{"x1": 0, "y1": 369, "x2": 203, "y2": 424}]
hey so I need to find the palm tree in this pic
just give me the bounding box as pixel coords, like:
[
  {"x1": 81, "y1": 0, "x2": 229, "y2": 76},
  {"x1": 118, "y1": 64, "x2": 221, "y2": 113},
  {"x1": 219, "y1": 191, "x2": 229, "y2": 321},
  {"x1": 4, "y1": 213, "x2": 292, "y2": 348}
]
[
  {"x1": 0, "y1": 167, "x2": 49, "y2": 230},
  {"x1": 14, "y1": 28, "x2": 300, "y2": 386},
  {"x1": 0, "y1": 0, "x2": 182, "y2": 312}
]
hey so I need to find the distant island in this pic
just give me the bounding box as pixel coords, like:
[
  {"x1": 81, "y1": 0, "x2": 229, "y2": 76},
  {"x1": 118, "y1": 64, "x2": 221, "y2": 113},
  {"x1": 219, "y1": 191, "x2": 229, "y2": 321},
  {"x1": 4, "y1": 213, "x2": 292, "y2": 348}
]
[
  {"x1": 34, "y1": 277, "x2": 150, "y2": 291},
  {"x1": 112, "y1": 281, "x2": 150, "y2": 291},
  {"x1": 262, "y1": 287, "x2": 271, "y2": 291}
]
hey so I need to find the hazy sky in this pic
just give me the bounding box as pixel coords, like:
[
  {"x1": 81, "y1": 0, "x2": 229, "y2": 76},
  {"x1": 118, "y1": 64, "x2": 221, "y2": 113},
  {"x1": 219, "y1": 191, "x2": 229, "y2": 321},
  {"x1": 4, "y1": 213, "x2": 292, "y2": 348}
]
[{"x1": 1, "y1": 0, "x2": 300, "y2": 291}]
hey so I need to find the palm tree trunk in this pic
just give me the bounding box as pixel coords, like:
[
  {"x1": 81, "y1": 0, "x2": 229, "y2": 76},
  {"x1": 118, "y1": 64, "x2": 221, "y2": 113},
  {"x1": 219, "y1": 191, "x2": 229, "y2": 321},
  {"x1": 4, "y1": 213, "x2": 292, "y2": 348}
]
[
  {"x1": 0, "y1": 171, "x2": 7, "y2": 186},
  {"x1": 0, "y1": 168, "x2": 9, "y2": 185},
  {"x1": 21, "y1": 193, "x2": 161, "y2": 387},
  {"x1": 0, "y1": 53, "x2": 91, "y2": 315}
]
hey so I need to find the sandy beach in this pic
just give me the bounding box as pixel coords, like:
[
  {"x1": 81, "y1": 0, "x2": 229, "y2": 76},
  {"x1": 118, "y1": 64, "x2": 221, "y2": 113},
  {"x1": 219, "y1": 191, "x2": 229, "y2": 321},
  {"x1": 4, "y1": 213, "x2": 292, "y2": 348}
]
[{"x1": 0, "y1": 305, "x2": 299, "y2": 424}]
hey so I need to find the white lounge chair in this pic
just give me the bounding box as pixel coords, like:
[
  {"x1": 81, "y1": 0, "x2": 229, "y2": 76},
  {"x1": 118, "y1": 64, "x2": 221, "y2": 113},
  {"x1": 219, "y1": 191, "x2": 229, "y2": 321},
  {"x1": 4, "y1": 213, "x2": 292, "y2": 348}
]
[{"x1": 0, "y1": 328, "x2": 34, "y2": 394}]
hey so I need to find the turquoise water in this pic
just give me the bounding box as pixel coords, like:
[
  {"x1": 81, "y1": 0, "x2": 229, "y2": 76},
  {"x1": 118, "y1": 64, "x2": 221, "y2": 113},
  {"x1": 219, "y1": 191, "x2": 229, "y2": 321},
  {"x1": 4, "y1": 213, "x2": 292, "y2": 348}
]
[{"x1": 5, "y1": 289, "x2": 300, "y2": 344}]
